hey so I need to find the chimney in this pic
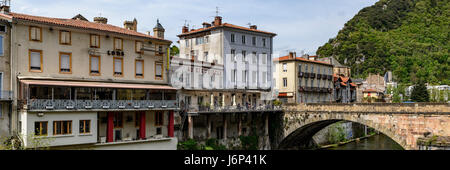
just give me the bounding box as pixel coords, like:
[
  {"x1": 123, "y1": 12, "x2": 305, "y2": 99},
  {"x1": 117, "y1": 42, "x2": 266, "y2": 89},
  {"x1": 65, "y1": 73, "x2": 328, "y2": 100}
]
[
  {"x1": 288, "y1": 52, "x2": 296, "y2": 59},
  {"x1": 124, "y1": 18, "x2": 138, "y2": 31},
  {"x1": 0, "y1": 0, "x2": 10, "y2": 14},
  {"x1": 182, "y1": 26, "x2": 189, "y2": 33},
  {"x1": 94, "y1": 17, "x2": 108, "y2": 24},
  {"x1": 214, "y1": 16, "x2": 222, "y2": 26},
  {"x1": 250, "y1": 25, "x2": 257, "y2": 30}
]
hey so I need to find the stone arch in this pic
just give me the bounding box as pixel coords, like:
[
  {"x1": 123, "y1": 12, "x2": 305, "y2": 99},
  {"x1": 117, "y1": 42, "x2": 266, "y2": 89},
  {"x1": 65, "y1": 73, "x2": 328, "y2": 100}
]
[{"x1": 278, "y1": 113, "x2": 408, "y2": 150}]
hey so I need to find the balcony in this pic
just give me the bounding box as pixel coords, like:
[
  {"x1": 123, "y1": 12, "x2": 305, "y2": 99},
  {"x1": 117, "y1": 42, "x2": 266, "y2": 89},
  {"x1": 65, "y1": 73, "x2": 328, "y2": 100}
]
[
  {"x1": 304, "y1": 73, "x2": 310, "y2": 78},
  {"x1": 298, "y1": 72, "x2": 304, "y2": 78},
  {"x1": 26, "y1": 99, "x2": 178, "y2": 111},
  {"x1": 317, "y1": 74, "x2": 322, "y2": 79},
  {"x1": 0, "y1": 91, "x2": 12, "y2": 101},
  {"x1": 192, "y1": 104, "x2": 282, "y2": 113},
  {"x1": 310, "y1": 73, "x2": 316, "y2": 78}
]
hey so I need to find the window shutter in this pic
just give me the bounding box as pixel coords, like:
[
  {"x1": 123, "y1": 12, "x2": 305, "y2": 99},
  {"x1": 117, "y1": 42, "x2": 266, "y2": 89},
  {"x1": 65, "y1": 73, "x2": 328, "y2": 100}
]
[
  {"x1": 156, "y1": 64, "x2": 162, "y2": 77},
  {"x1": 91, "y1": 56, "x2": 99, "y2": 72},
  {"x1": 65, "y1": 32, "x2": 70, "y2": 44},
  {"x1": 136, "y1": 41, "x2": 142, "y2": 52},
  {"x1": 0, "y1": 36, "x2": 3, "y2": 56},
  {"x1": 30, "y1": 51, "x2": 41, "y2": 69},
  {"x1": 114, "y1": 58, "x2": 122, "y2": 73},
  {"x1": 136, "y1": 61, "x2": 143, "y2": 75},
  {"x1": 60, "y1": 54, "x2": 70, "y2": 70},
  {"x1": 30, "y1": 27, "x2": 36, "y2": 40}
]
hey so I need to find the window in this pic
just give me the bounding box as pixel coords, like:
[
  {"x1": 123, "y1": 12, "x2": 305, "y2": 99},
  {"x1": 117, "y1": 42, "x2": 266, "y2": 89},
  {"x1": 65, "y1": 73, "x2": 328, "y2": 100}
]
[
  {"x1": 0, "y1": 25, "x2": 6, "y2": 32},
  {"x1": 242, "y1": 51, "x2": 246, "y2": 62},
  {"x1": 252, "y1": 52, "x2": 257, "y2": 64},
  {"x1": 283, "y1": 63, "x2": 288, "y2": 72},
  {"x1": 114, "y1": 38, "x2": 123, "y2": 50},
  {"x1": 155, "y1": 62, "x2": 163, "y2": 80},
  {"x1": 0, "y1": 35, "x2": 3, "y2": 56},
  {"x1": 135, "y1": 112, "x2": 141, "y2": 127},
  {"x1": 185, "y1": 39, "x2": 190, "y2": 47},
  {"x1": 59, "y1": 52, "x2": 72, "y2": 73},
  {"x1": 90, "y1": 34, "x2": 100, "y2": 48},
  {"x1": 231, "y1": 49, "x2": 236, "y2": 62},
  {"x1": 90, "y1": 55, "x2": 101, "y2": 75},
  {"x1": 204, "y1": 52, "x2": 209, "y2": 62},
  {"x1": 311, "y1": 65, "x2": 314, "y2": 73},
  {"x1": 113, "y1": 57, "x2": 123, "y2": 76},
  {"x1": 231, "y1": 69, "x2": 236, "y2": 83},
  {"x1": 205, "y1": 36, "x2": 209, "y2": 43},
  {"x1": 155, "y1": 111, "x2": 164, "y2": 126},
  {"x1": 242, "y1": 35, "x2": 246, "y2": 44},
  {"x1": 79, "y1": 120, "x2": 91, "y2": 134},
  {"x1": 135, "y1": 41, "x2": 143, "y2": 53},
  {"x1": 34, "y1": 122, "x2": 48, "y2": 136},
  {"x1": 135, "y1": 60, "x2": 144, "y2": 78},
  {"x1": 252, "y1": 71, "x2": 257, "y2": 83},
  {"x1": 262, "y1": 72, "x2": 267, "y2": 84},
  {"x1": 53, "y1": 121, "x2": 72, "y2": 135},
  {"x1": 59, "y1": 30, "x2": 71, "y2": 45},
  {"x1": 252, "y1": 37, "x2": 256, "y2": 46},
  {"x1": 114, "y1": 113, "x2": 123, "y2": 128},
  {"x1": 283, "y1": 78, "x2": 288, "y2": 87},
  {"x1": 231, "y1": 34, "x2": 235, "y2": 43},
  {"x1": 262, "y1": 53, "x2": 267, "y2": 64},
  {"x1": 29, "y1": 26, "x2": 42, "y2": 42},
  {"x1": 262, "y1": 38, "x2": 266, "y2": 47},
  {"x1": 243, "y1": 70, "x2": 248, "y2": 83},
  {"x1": 195, "y1": 37, "x2": 204, "y2": 45},
  {"x1": 298, "y1": 64, "x2": 302, "y2": 72},
  {"x1": 29, "y1": 49, "x2": 43, "y2": 72}
]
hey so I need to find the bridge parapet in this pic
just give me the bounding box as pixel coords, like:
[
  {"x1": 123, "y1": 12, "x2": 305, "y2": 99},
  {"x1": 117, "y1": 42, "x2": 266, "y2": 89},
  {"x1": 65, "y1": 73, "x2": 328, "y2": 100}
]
[{"x1": 284, "y1": 103, "x2": 449, "y2": 114}]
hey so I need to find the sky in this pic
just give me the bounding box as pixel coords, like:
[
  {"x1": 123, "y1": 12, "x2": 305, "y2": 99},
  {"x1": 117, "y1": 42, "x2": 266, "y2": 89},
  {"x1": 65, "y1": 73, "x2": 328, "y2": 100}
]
[{"x1": 10, "y1": 0, "x2": 378, "y2": 55}]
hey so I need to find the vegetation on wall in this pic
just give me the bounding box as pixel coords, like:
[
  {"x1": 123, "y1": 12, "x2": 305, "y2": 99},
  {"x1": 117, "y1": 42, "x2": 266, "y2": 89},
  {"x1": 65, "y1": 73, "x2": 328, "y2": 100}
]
[{"x1": 317, "y1": 0, "x2": 449, "y2": 85}]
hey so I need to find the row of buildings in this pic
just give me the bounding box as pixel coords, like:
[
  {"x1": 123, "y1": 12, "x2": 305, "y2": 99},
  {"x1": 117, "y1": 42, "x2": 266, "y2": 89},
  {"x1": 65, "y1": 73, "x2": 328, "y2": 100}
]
[{"x1": 0, "y1": 2, "x2": 394, "y2": 150}]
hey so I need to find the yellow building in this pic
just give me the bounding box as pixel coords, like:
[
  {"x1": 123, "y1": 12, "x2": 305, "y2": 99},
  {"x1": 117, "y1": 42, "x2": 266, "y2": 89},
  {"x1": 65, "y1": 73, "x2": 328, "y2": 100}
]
[{"x1": 274, "y1": 52, "x2": 334, "y2": 104}]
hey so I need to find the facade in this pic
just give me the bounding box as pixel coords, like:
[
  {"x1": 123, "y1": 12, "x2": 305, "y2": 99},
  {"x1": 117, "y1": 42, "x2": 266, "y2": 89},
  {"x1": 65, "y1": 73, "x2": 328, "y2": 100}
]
[
  {"x1": 319, "y1": 56, "x2": 351, "y2": 77},
  {"x1": 0, "y1": 9, "x2": 12, "y2": 137},
  {"x1": 173, "y1": 16, "x2": 279, "y2": 149},
  {"x1": 0, "y1": 6, "x2": 179, "y2": 149},
  {"x1": 274, "y1": 52, "x2": 334, "y2": 104},
  {"x1": 333, "y1": 74, "x2": 357, "y2": 103}
]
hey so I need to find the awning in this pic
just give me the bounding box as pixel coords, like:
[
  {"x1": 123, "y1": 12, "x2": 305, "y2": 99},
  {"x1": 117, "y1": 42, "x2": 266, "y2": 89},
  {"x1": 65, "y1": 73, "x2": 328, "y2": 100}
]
[
  {"x1": 20, "y1": 80, "x2": 177, "y2": 90},
  {"x1": 278, "y1": 92, "x2": 293, "y2": 98}
]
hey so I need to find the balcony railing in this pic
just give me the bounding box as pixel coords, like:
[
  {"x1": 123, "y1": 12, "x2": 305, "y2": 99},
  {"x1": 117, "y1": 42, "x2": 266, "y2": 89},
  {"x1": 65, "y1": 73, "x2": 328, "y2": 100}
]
[
  {"x1": 0, "y1": 91, "x2": 12, "y2": 100},
  {"x1": 26, "y1": 99, "x2": 178, "y2": 111},
  {"x1": 189, "y1": 104, "x2": 282, "y2": 113}
]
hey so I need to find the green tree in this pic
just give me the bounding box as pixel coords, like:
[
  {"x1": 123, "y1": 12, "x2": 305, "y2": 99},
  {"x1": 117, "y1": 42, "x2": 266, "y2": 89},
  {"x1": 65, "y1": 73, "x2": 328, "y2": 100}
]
[{"x1": 410, "y1": 81, "x2": 430, "y2": 102}]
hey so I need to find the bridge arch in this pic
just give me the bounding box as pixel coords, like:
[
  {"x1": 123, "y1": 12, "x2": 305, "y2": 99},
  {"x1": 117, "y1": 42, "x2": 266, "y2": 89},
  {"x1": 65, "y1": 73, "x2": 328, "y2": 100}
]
[{"x1": 278, "y1": 118, "x2": 405, "y2": 150}]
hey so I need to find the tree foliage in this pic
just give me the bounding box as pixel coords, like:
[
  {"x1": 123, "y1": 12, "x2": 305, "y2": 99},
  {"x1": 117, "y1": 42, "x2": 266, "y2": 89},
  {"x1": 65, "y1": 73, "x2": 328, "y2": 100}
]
[
  {"x1": 410, "y1": 81, "x2": 430, "y2": 102},
  {"x1": 317, "y1": 0, "x2": 449, "y2": 85}
]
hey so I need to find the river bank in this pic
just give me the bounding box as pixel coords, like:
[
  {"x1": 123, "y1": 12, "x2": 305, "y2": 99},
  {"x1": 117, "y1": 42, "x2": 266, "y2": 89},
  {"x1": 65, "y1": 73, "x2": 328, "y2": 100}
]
[{"x1": 321, "y1": 133, "x2": 404, "y2": 150}]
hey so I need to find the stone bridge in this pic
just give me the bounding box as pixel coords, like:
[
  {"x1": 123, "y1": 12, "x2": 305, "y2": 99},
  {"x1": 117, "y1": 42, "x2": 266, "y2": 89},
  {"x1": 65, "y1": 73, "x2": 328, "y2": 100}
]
[{"x1": 272, "y1": 103, "x2": 450, "y2": 150}]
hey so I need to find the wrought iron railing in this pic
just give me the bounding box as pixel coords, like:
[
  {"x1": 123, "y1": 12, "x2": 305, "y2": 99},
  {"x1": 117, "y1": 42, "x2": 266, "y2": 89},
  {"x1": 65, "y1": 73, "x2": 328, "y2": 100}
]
[{"x1": 26, "y1": 99, "x2": 178, "y2": 111}]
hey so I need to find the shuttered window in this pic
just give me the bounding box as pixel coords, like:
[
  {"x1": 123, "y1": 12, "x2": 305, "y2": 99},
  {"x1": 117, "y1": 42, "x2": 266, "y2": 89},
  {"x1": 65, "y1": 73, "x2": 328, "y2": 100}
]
[
  {"x1": 114, "y1": 38, "x2": 123, "y2": 50},
  {"x1": 90, "y1": 55, "x2": 100, "y2": 75},
  {"x1": 29, "y1": 26, "x2": 42, "y2": 41},
  {"x1": 59, "y1": 52, "x2": 71, "y2": 73},
  {"x1": 114, "y1": 57, "x2": 123, "y2": 76},
  {"x1": 135, "y1": 60, "x2": 144, "y2": 77},
  {"x1": 135, "y1": 41, "x2": 143, "y2": 53},
  {"x1": 60, "y1": 31, "x2": 71, "y2": 45},
  {"x1": 90, "y1": 34, "x2": 100, "y2": 48},
  {"x1": 155, "y1": 62, "x2": 163, "y2": 79},
  {"x1": 29, "y1": 50, "x2": 42, "y2": 72}
]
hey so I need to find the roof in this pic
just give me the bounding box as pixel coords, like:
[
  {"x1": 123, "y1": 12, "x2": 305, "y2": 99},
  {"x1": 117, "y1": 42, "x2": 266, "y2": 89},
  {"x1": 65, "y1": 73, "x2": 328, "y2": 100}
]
[
  {"x1": 20, "y1": 80, "x2": 176, "y2": 90},
  {"x1": 350, "y1": 83, "x2": 357, "y2": 87},
  {"x1": 154, "y1": 19, "x2": 164, "y2": 30},
  {"x1": 178, "y1": 22, "x2": 276, "y2": 37},
  {"x1": 8, "y1": 12, "x2": 171, "y2": 42},
  {"x1": 340, "y1": 82, "x2": 347, "y2": 86},
  {"x1": 274, "y1": 56, "x2": 333, "y2": 66}
]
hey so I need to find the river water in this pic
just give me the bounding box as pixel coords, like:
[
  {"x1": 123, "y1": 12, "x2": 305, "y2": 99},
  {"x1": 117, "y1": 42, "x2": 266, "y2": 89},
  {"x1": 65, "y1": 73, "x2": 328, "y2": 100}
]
[{"x1": 327, "y1": 134, "x2": 404, "y2": 150}]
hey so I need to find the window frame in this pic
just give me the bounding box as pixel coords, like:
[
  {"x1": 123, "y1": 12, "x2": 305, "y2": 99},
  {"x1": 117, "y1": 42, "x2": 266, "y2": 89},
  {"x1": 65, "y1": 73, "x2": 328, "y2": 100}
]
[
  {"x1": 29, "y1": 26, "x2": 42, "y2": 42},
  {"x1": 90, "y1": 34, "x2": 101, "y2": 48},
  {"x1": 59, "y1": 52, "x2": 72, "y2": 74},
  {"x1": 231, "y1": 34, "x2": 235, "y2": 43},
  {"x1": 155, "y1": 61, "x2": 164, "y2": 80},
  {"x1": 114, "y1": 112, "x2": 124, "y2": 128},
  {"x1": 0, "y1": 35, "x2": 4, "y2": 56},
  {"x1": 59, "y1": 30, "x2": 71, "y2": 45},
  {"x1": 283, "y1": 78, "x2": 288, "y2": 87},
  {"x1": 155, "y1": 111, "x2": 164, "y2": 126},
  {"x1": 34, "y1": 121, "x2": 48, "y2": 136},
  {"x1": 79, "y1": 120, "x2": 91, "y2": 134},
  {"x1": 113, "y1": 37, "x2": 123, "y2": 51},
  {"x1": 135, "y1": 40, "x2": 143, "y2": 54},
  {"x1": 53, "y1": 120, "x2": 72, "y2": 136},
  {"x1": 113, "y1": 57, "x2": 124, "y2": 77},
  {"x1": 135, "y1": 59, "x2": 144, "y2": 78},
  {"x1": 89, "y1": 55, "x2": 101, "y2": 76},
  {"x1": 29, "y1": 49, "x2": 43, "y2": 73}
]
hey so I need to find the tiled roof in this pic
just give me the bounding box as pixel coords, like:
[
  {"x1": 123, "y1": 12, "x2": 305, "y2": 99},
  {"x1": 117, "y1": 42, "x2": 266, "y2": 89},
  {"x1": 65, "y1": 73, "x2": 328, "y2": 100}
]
[
  {"x1": 178, "y1": 23, "x2": 276, "y2": 37},
  {"x1": 9, "y1": 12, "x2": 171, "y2": 42},
  {"x1": 340, "y1": 82, "x2": 347, "y2": 86},
  {"x1": 274, "y1": 56, "x2": 333, "y2": 66}
]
